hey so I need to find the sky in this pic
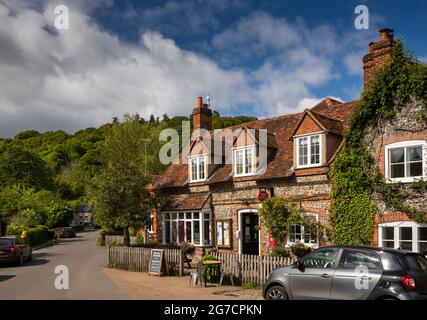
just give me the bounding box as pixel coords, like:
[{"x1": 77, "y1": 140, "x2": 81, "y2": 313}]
[{"x1": 0, "y1": 0, "x2": 426, "y2": 137}]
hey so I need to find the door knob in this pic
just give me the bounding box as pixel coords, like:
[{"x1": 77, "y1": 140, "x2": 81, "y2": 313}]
[{"x1": 320, "y1": 273, "x2": 331, "y2": 278}]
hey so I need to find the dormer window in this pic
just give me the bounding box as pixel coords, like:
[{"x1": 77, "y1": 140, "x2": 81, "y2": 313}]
[
  {"x1": 234, "y1": 147, "x2": 254, "y2": 176},
  {"x1": 295, "y1": 134, "x2": 322, "y2": 168},
  {"x1": 385, "y1": 141, "x2": 426, "y2": 183},
  {"x1": 189, "y1": 156, "x2": 206, "y2": 182}
]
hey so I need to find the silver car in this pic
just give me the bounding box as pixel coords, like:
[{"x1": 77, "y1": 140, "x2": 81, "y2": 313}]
[{"x1": 263, "y1": 246, "x2": 427, "y2": 300}]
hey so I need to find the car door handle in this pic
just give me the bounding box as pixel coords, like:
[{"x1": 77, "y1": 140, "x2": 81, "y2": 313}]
[{"x1": 320, "y1": 273, "x2": 331, "y2": 278}]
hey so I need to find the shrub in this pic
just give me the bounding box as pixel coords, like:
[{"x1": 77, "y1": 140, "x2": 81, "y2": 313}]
[
  {"x1": 270, "y1": 247, "x2": 291, "y2": 258},
  {"x1": 134, "y1": 236, "x2": 145, "y2": 246},
  {"x1": 180, "y1": 241, "x2": 195, "y2": 254},
  {"x1": 290, "y1": 243, "x2": 312, "y2": 258},
  {"x1": 6, "y1": 223, "x2": 54, "y2": 246}
]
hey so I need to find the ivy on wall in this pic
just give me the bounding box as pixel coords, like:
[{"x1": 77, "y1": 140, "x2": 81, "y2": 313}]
[{"x1": 330, "y1": 40, "x2": 427, "y2": 245}]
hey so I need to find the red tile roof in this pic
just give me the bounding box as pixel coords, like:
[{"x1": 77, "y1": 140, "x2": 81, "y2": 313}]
[
  {"x1": 160, "y1": 193, "x2": 211, "y2": 211},
  {"x1": 156, "y1": 98, "x2": 358, "y2": 189}
]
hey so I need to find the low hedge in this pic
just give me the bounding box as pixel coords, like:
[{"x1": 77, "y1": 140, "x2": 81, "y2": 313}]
[{"x1": 6, "y1": 223, "x2": 55, "y2": 246}]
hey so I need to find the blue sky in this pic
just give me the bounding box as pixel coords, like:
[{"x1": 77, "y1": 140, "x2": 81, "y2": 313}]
[{"x1": 0, "y1": 0, "x2": 426, "y2": 137}]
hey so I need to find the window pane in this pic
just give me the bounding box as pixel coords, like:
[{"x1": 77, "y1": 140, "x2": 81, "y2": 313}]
[
  {"x1": 199, "y1": 157, "x2": 205, "y2": 180},
  {"x1": 400, "y1": 227, "x2": 412, "y2": 241},
  {"x1": 419, "y1": 227, "x2": 427, "y2": 241},
  {"x1": 303, "y1": 248, "x2": 338, "y2": 269},
  {"x1": 408, "y1": 162, "x2": 422, "y2": 177},
  {"x1": 298, "y1": 138, "x2": 308, "y2": 166},
  {"x1": 178, "y1": 221, "x2": 184, "y2": 242},
  {"x1": 408, "y1": 147, "x2": 422, "y2": 161},
  {"x1": 420, "y1": 242, "x2": 427, "y2": 254},
  {"x1": 223, "y1": 222, "x2": 230, "y2": 246},
  {"x1": 165, "y1": 221, "x2": 171, "y2": 243},
  {"x1": 310, "y1": 135, "x2": 320, "y2": 164},
  {"x1": 383, "y1": 240, "x2": 395, "y2": 248},
  {"x1": 185, "y1": 221, "x2": 192, "y2": 242},
  {"x1": 171, "y1": 221, "x2": 177, "y2": 242},
  {"x1": 382, "y1": 227, "x2": 394, "y2": 240},
  {"x1": 400, "y1": 242, "x2": 413, "y2": 251},
  {"x1": 340, "y1": 250, "x2": 382, "y2": 270},
  {"x1": 186, "y1": 212, "x2": 192, "y2": 219},
  {"x1": 179, "y1": 212, "x2": 184, "y2": 219},
  {"x1": 165, "y1": 213, "x2": 170, "y2": 220},
  {"x1": 390, "y1": 164, "x2": 405, "y2": 178},
  {"x1": 193, "y1": 212, "x2": 199, "y2": 219},
  {"x1": 204, "y1": 213, "x2": 210, "y2": 220},
  {"x1": 171, "y1": 212, "x2": 176, "y2": 219},
  {"x1": 245, "y1": 148, "x2": 253, "y2": 173},
  {"x1": 204, "y1": 219, "x2": 211, "y2": 245},
  {"x1": 193, "y1": 221, "x2": 200, "y2": 245},
  {"x1": 390, "y1": 148, "x2": 404, "y2": 163},
  {"x1": 217, "y1": 222, "x2": 223, "y2": 246},
  {"x1": 235, "y1": 149, "x2": 244, "y2": 174},
  {"x1": 191, "y1": 159, "x2": 197, "y2": 180}
]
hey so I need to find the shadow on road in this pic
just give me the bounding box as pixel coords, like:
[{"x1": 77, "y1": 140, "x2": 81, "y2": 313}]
[
  {"x1": 0, "y1": 275, "x2": 15, "y2": 282},
  {"x1": 56, "y1": 238, "x2": 86, "y2": 245},
  {"x1": 20, "y1": 258, "x2": 50, "y2": 267}
]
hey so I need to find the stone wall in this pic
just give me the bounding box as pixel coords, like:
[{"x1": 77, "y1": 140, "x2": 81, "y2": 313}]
[{"x1": 362, "y1": 97, "x2": 427, "y2": 237}]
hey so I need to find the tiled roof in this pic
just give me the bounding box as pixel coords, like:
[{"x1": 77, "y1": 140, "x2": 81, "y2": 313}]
[
  {"x1": 160, "y1": 193, "x2": 210, "y2": 211},
  {"x1": 156, "y1": 98, "x2": 357, "y2": 189}
]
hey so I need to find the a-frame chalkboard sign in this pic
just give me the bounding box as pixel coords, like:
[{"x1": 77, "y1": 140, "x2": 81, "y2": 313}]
[{"x1": 148, "y1": 249, "x2": 167, "y2": 276}]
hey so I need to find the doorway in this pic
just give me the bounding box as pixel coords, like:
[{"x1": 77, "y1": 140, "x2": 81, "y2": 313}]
[{"x1": 239, "y1": 210, "x2": 259, "y2": 255}]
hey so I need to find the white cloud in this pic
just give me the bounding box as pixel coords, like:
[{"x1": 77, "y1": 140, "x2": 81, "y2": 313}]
[
  {"x1": 0, "y1": 3, "x2": 350, "y2": 137},
  {"x1": 343, "y1": 51, "x2": 364, "y2": 75}
]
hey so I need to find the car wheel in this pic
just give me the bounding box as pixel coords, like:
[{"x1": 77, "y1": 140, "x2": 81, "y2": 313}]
[
  {"x1": 266, "y1": 285, "x2": 288, "y2": 300},
  {"x1": 27, "y1": 251, "x2": 33, "y2": 261}
]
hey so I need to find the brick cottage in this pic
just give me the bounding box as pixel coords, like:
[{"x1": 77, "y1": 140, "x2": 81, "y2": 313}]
[{"x1": 154, "y1": 28, "x2": 427, "y2": 256}]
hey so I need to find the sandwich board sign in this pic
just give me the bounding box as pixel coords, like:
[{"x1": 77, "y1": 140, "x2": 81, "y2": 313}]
[{"x1": 148, "y1": 249, "x2": 166, "y2": 276}]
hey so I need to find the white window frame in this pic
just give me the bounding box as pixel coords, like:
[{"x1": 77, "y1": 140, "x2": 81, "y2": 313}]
[
  {"x1": 378, "y1": 221, "x2": 427, "y2": 253},
  {"x1": 162, "y1": 211, "x2": 212, "y2": 247},
  {"x1": 232, "y1": 146, "x2": 255, "y2": 177},
  {"x1": 286, "y1": 212, "x2": 319, "y2": 248},
  {"x1": 188, "y1": 155, "x2": 207, "y2": 183},
  {"x1": 385, "y1": 140, "x2": 426, "y2": 183},
  {"x1": 294, "y1": 133, "x2": 324, "y2": 169}
]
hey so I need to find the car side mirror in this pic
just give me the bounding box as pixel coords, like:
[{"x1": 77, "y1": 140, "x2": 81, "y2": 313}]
[{"x1": 296, "y1": 260, "x2": 305, "y2": 272}]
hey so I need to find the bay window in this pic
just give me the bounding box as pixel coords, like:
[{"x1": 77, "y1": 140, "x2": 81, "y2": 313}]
[
  {"x1": 379, "y1": 222, "x2": 427, "y2": 253},
  {"x1": 189, "y1": 156, "x2": 206, "y2": 182},
  {"x1": 295, "y1": 134, "x2": 322, "y2": 168},
  {"x1": 162, "y1": 211, "x2": 212, "y2": 246},
  {"x1": 234, "y1": 147, "x2": 254, "y2": 176},
  {"x1": 385, "y1": 141, "x2": 426, "y2": 182}
]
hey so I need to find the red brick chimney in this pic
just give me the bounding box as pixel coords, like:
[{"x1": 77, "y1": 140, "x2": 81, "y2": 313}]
[
  {"x1": 192, "y1": 96, "x2": 212, "y2": 132},
  {"x1": 363, "y1": 28, "x2": 394, "y2": 88}
]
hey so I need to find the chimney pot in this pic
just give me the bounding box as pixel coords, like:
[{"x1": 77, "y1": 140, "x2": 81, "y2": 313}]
[
  {"x1": 196, "y1": 96, "x2": 203, "y2": 108},
  {"x1": 379, "y1": 28, "x2": 394, "y2": 41}
]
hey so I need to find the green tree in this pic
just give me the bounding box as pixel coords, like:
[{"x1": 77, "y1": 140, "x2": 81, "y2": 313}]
[
  {"x1": 0, "y1": 147, "x2": 52, "y2": 190},
  {"x1": 88, "y1": 115, "x2": 155, "y2": 246}
]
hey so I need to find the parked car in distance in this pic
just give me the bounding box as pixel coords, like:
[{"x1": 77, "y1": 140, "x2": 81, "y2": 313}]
[
  {"x1": 83, "y1": 222, "x2": 101, "y2": 230},
  {"x1": 263, "y1": 246, "x2": 427, "y2": 300},
  {"x1": 0, "y1": 236, "x2": 32, "y2": 266},
  {"x1": 60, "y1": 227, "x2": 76, "y2": 238}
]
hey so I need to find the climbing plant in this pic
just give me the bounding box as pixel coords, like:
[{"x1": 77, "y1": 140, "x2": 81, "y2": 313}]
[
  {"x1": 330, "y1": 39, "x2": 427, "y2": 245},
  {"x1": 259, "y1": 197, "x2": 317, "y2": 246}
]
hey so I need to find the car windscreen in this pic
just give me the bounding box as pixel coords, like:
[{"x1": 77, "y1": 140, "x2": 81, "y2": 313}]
[
  {"x1": 404, "y1": 254, "x2": 427, "y2": 272},
  {"x1": 0, "y1": 239, "x2": 13, "y2": 247}
]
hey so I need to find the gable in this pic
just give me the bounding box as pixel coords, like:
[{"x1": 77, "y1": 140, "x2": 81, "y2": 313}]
[
  {"x1": 233, "y1": 127, "x2": 256, "y2": 148},
  {"x1": 294, "y1": 113, "x2": 324, "y2": 136}
]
